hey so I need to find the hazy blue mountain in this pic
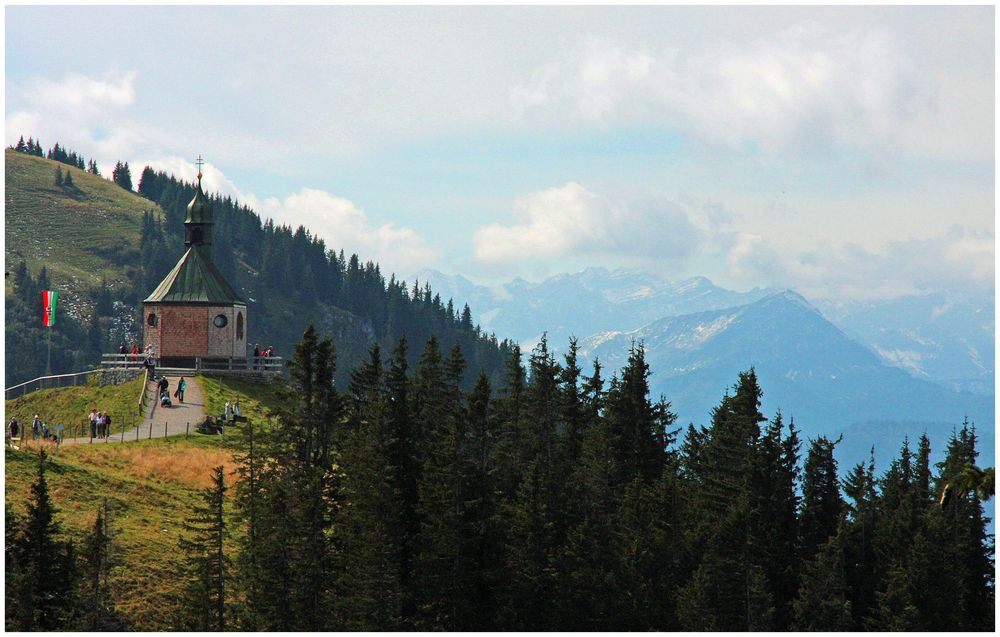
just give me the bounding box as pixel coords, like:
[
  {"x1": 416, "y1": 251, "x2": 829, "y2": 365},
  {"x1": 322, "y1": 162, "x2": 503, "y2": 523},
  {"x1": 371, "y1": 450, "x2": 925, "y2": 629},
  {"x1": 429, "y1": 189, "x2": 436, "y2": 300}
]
[
  {"x1": 415, "y1": 268, "x2": 995, "y2": 397},
  {"x1": 578, "y1": 291, "x2": 994, "y2": 468},
  {"x1": 410, "y1": 267, "x2": 777, "y2": 349},
  {"x1": 815, "y1": 291, "x2": 995, "y2": 395}
]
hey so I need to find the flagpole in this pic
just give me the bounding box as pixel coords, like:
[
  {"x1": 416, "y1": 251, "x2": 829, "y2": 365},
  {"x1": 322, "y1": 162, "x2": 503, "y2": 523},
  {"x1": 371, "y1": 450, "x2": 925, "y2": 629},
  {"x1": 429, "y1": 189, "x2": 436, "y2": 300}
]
[{"x1": 46, "y1": 326, "x2": 52, "y2": 378}]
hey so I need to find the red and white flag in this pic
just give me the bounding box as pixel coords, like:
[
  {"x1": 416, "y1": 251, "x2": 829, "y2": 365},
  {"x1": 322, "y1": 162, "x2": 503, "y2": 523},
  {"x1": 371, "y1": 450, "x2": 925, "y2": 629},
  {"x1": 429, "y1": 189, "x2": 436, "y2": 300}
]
[{"x1": 42, "y1": 290, "x2": 58, "y2": 327}]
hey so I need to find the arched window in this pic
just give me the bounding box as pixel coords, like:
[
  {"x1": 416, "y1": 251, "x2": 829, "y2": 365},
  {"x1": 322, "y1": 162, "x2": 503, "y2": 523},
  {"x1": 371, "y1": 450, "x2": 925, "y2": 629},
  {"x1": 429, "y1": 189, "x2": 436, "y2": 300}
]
[
  {"x1": 147, "y1": 312, "x2": 157, "y2": 327},
  {"x1": 236, "y1": 311, "x2": 244, "y2": 340}
]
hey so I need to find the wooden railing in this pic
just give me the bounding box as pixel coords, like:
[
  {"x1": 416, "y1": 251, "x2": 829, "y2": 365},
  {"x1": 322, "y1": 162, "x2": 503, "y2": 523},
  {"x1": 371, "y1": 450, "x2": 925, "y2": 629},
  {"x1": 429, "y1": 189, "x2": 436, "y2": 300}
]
[
  {"x1": 101, "y1": 353, "x2": 145, "y2": 368},
  {"x1": 195, "y1": 356, "x2": 284, "y2": 373}
]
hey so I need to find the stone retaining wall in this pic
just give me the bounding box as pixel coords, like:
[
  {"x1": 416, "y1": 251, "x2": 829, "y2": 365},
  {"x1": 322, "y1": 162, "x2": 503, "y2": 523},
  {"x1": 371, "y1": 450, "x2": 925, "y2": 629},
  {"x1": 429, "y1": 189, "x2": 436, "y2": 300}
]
[{"x1": 99, "y1": 368, "x2": 144, "y2": 387}]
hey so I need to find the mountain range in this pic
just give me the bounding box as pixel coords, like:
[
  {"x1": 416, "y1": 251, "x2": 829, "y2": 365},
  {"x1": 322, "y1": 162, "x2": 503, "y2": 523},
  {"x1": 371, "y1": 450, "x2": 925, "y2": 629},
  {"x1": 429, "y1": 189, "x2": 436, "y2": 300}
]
[{"x1": 414, "y1": 268, "x2": 994, "y2": 469}]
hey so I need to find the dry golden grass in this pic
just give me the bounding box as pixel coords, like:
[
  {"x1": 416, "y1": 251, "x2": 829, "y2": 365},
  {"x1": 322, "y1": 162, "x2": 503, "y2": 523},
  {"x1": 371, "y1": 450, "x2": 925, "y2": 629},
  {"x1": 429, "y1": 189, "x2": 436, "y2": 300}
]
[{"x1": 63, "y1": 443, "x2": 242, "y2": 489}]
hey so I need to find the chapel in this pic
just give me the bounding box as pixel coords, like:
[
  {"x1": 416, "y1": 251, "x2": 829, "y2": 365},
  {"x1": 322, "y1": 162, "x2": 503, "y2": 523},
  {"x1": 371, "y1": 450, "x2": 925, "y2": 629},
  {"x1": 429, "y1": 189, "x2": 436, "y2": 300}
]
[{"x1": 142, "y1": 162, "x2": 247, "y2": 368}]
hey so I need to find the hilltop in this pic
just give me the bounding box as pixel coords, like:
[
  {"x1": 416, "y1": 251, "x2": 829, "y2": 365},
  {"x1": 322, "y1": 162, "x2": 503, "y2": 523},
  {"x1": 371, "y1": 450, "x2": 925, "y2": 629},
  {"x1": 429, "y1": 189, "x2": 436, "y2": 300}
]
[{"x1": 5, "y1": 150, "x2": 155, "y2": 308}]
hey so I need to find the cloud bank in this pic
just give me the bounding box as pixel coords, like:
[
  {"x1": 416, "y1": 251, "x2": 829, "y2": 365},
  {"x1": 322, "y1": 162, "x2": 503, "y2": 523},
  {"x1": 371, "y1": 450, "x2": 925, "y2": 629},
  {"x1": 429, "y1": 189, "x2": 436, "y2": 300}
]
[
  {"x1": 476, "y1": 182, "x2": 993, "y2": 300},
  {"x1": 249, "y1": 189, "x2": 437, "y2": 277},
  {"x1": 473, "y1": 182, "x2": 724, "y2": 267},
  {"x1": 512, "y1": 23, "x2": 989, "y2": 161}
]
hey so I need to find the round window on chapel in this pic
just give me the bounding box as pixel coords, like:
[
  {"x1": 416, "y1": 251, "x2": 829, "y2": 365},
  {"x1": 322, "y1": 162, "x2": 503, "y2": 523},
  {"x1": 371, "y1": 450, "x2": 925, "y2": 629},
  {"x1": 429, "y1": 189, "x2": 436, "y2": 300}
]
[{"x1": 213, "y1": 314, "x2": 228, "y2": 328}]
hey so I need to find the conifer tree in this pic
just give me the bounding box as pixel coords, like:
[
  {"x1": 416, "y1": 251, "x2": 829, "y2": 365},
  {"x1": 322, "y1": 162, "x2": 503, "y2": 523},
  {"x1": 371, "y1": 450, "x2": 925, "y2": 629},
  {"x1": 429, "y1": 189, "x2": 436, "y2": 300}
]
[
  {"x1": 54, "y1": 166, "x2": 63, "y2": 187},
  {"x1": 177, "y1": 466, "x2": 228, "y2": 631},
  {"x1": 11, "y1": 451, "x2": 78, "y2": 630},
  {"x1": 842, "y1": 448, "x2": 879, "y2": 627},
  {"x1": 79, "y1": 503, "x2": 126, "y2": 629},
  {"x1": 413, "y1": 343, "x2": 474, "y2": 629},
  {"x1": 677, "y1": 370, "x2": 772, "y2": 631},
  {"x1": 929, "y1": 422, "x2": 995, "y2": 630},
  {"x1": 750, "y1": 412, "x2": 800, "y2": 629},
  {"x1": 112, "y1": 161, "x2": 133, "y2": 190},
  {"x1": 339, "y1": 343, "x2": 405, "y2": 629},
  {"x1": 792, "y1": 524, "x2": 853, "y2": 630},
  {"x1": 799, "y1": 436, "x2": 845, "y2": 562}
]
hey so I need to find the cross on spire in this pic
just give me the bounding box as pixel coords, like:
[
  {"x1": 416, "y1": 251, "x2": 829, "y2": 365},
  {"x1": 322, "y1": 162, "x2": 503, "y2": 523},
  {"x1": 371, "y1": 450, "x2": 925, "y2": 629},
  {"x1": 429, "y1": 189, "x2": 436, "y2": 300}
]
[{"x1": 195, "y1": 155, "x2": 204, "y2": 182}]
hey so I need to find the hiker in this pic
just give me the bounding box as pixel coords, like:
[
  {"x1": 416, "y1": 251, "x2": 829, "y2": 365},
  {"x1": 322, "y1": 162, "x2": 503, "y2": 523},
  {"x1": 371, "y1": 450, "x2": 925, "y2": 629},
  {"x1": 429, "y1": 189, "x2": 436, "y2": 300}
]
[
  {"x1": 253, "y1": 343, "x2": 261, "y2": 369},
  {"x1": 89, "y1": 409, "x2": 98, "y2": 438},
  {"x1": 174, "y1": 377, "x2": 187, "y2": 403},
  {"x1": 233, "y1": 398, "x2": 241, "y2": 418},
  {"x1": 41, "y1": 422, "x2": 50, "y2": 440},
  {"x1": 131, "y1": 343, "x2": 139, "y2": 360},
  {"x1": 118, "y1": 342, "x2": 127, "y2": 355},
  {"x1": 105, "y1": 413, "x2": 112, "y2": 438},
  {"x1": 158, "y1": 376, "x2": 169, "y2": 396},
  {"x1": 224, "y1": 400, "x2": 234, "y2": 422},
  {"x1": 8, "y1": 417, "x2": 19, "y2": 441},
  {"x1": 32, "y1": 415, "x2": 42, "y2": 440},
  {"x1": 160, "y1": 391, "x2": 172, "y2": 407}
]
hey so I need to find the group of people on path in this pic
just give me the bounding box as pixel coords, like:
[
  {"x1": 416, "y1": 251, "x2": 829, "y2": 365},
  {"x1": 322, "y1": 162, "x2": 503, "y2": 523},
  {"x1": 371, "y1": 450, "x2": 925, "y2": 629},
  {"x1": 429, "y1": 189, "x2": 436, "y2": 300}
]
[
  {"x1": 157, "y1": 376, "x2": 187, "y2": 407},
  {"x1": 88, "y1": 409, "x2": 114, "y2": 439},
  {"x1": 7, "y1": 415, "x2": 58, "y2": 444}
]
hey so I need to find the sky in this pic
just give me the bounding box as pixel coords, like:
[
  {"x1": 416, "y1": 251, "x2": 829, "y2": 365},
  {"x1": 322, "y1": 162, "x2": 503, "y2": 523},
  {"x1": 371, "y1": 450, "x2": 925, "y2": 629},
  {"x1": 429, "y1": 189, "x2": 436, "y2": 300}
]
[{"x1": 5, "y1": 5, "x2": 995, "y2": 300}]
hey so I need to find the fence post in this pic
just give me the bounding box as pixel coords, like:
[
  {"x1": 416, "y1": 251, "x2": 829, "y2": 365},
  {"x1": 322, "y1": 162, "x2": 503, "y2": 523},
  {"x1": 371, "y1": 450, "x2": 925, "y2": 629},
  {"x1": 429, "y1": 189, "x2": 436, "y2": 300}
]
[
  {"x1": 164, "y1": 421, "x2": 168, "y2": 438},
  {"x1": 186, "y1": 422, "x2": 190, "y2": 438},
  {"x1": 148, "y1": 420, "x2": 152, "y2": 439}
]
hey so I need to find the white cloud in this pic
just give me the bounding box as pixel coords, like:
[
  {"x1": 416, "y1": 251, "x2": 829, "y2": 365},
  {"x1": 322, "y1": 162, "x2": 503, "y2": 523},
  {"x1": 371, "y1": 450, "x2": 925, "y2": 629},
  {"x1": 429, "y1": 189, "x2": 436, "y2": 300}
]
[
  {"x1": 135, "y1": 156, "x2": 245, "y2": 200},
  {"x1": 725, "y1": 225, "x2": 995, "y2": 300},
  {"x1": 511, "y1": 23, "x2": 986, "y2": 161},
  {"x1": 473, "y1": 182, "x2": 721, "y2": 266},
  {"x1": 6, "y1": 72, "x2": 143, "y2": 169},
  {"x1": 248, "y1": 189, "x2": 437, "y2": 277}
]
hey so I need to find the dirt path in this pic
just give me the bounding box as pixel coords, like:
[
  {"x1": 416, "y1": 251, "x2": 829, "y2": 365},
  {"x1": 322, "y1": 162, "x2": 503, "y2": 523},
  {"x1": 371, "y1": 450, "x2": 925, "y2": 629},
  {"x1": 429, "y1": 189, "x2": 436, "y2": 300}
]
[{"x1": 59, "y1": 376, "x2": 206, "y2": 445}]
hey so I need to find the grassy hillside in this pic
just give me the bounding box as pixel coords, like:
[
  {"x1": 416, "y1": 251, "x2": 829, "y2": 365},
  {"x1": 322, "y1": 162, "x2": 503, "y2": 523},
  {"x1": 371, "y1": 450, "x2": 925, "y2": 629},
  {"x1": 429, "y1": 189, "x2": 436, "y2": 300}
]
[
  {"x1": 4, "y1": 375, "x2": 284, "y2": 629},
  {"x1": 5, "y1": 375, "x2": 147, "y2": 437},
  {"x1": 6, "y1": 439, "x2": 239, "y2": 629},
  {"x1": 4, "y1": 149, "x2": 159, "y2": 308},
  {"x1": 197, "y1": 374, "x2": 286, "y2": 423}
]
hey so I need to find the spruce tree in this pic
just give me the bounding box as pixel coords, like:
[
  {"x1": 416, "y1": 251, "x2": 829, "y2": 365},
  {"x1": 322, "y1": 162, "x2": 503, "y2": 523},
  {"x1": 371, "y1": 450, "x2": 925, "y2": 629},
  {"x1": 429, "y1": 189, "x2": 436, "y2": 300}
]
[
  {"x1": 792, "y1": 524, "x2": 853, "y2": 630},
  {"x1": 842, "y1": 448, "x2": 879, "y2": 628},
  {"x1": 799, "y1": 436, "x2": 844, "y2": 562},
  {"x1": 338, "y1": 342, "x2": 404, "y2": 630},
  {"x1": 12, "y1": 451, "x2": 78, "y2": 630},
  {"x1": 79, "y1": 503, "x2": 126, "y2": 629},
  {"x1": 750, "y1": 412, "x2": 800, "y2": 629},
  {"x1": 177, "y1": 466, "x2": 228, "y2": 631}
]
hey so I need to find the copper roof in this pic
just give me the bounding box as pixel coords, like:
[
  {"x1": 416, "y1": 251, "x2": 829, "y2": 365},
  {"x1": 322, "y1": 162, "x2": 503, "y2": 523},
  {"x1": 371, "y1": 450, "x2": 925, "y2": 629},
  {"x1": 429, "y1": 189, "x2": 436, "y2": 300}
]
[{"x1": 144, "y1": 245, "x2": 243, "y2": 305}]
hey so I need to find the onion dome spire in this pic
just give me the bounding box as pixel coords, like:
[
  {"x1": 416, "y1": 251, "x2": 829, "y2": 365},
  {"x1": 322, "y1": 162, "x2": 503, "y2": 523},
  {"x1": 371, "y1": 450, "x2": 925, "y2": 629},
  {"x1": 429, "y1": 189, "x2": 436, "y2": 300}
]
[{"x1": 184, "y1": 154, "x2": 213, "y2": 250}]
